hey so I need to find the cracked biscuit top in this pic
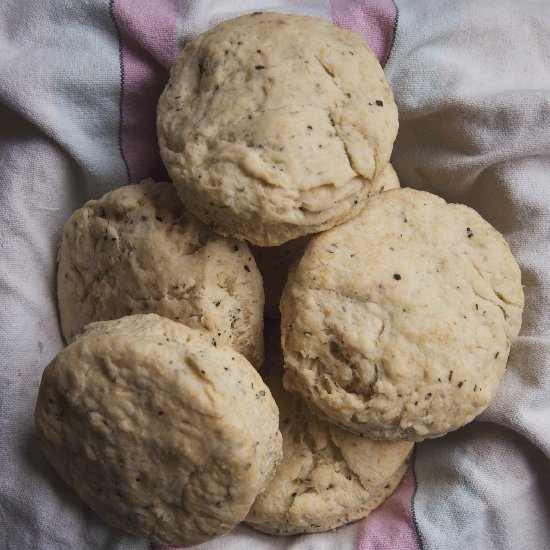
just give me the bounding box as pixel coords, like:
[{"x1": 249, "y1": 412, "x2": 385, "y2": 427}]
[
  {"x1": 57, "y1": 179, "x2": 264, "y2": 368},
  {"x1": 281, "y1": 188, "x2": 524, "y2": 441},
  {"x1": 35, "y1": 314, "x2": 282, "y2": 547},
  {"x1": 246, "y1": 325, "x2": 412, "y2": 535},
  {"x1": 157, "y1": 12, "x2": 398, "y2": 246}
]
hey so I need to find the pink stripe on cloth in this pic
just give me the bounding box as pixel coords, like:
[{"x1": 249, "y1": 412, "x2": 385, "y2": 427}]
[
  {"x1": 331, "y1": 0, "x2": 397, "y2": 66},
  {"x1": 113, "y1": 0, "x2": 179, "y2": 182},
  {"x1": 355, "y1": 463, "x2": 422, "y2": 550}
]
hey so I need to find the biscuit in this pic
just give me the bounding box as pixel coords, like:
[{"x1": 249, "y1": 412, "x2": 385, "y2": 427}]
[
  {"x1": 157, "y1": 12, "x2": 398, "y2": 246},
  {"x1": 246, "y1": 325, "x2": 412, "y2": 535},
  {"x1": 57, "y1": 180, "x2": 264, "y2": 367},
  {"x1": 281, "y1": 188, "x2": 524, "y2": 440},
  {"x1": 35, "y1": 314, "x2": 282, "y2": 547},
  {"x1": 253, "y1": 164, "x2": 401, "y2": 319}
]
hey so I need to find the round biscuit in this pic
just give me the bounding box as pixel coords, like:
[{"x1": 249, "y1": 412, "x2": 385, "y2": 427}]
[
  {"x1": 57, "y1": 180, "x2": 264, "y2": 368},
  {"x1": 157, "y1": 12, "x2": 398, "y2": 246},
  {"x1": 35, "y1": 314, "x2": 282, "y2": 546},
  {"x1": 281, "y1": 188, "x2": 524, "y2": 440}
]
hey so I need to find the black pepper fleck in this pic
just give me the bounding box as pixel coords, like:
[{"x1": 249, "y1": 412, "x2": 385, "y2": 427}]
[
  {"x1": 393, "y1": 273, "x2": 401, "y2": 280},
  {"x1": 376, "y1": 100, "x2": 384, "y2": 106},
  {"x1": 458, "y1": 381, "x2": 464, "y2": 388},
  {"x1": 255, "y1": 65, "x2": 265, "y2": 70},
  {"x1": 244, "y1": 265, "x2": 250, "y2": 272}
]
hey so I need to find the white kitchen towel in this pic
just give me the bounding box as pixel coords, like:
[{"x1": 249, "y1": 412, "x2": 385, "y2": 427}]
[{"x1": 0, "y1": 1, "x2": 548, "y2": 549}]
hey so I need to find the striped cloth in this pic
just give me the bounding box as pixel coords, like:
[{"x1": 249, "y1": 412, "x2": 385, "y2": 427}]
[{"x1": 1, "y1": 1, "x2": 548, "y2": 549}]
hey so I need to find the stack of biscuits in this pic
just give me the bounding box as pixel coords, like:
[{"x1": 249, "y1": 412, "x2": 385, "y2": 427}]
[{"x1": 35, "y1": 12, "x2": 524, "y2": 547}]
